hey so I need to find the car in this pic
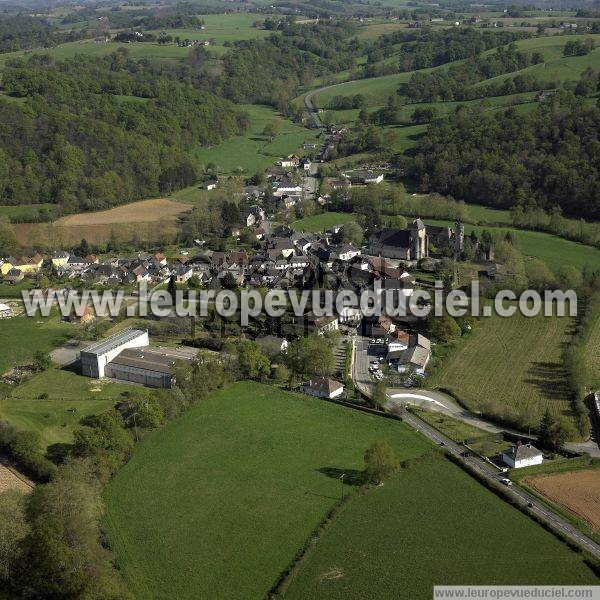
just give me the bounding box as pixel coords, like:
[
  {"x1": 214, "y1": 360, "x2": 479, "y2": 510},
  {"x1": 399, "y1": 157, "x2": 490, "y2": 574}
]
[
  {"x1": 374, "y1": 372, "x2": 384, "y2": 380},
  {"x1": 500, "y1": 478, "x2": 513, "y2": 487},
  {"x1": 439, "y1": 442, "x2": 445, "y2": 446},
  {"x1": 527, "y1": 502, "x2": 533, "y2": 508},
  {"x1": 370, "y1": 360, "x2": 380, "y2": 367}
]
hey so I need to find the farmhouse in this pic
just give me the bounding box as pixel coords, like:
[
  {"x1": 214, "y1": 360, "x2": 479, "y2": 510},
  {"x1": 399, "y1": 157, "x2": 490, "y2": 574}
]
[
  {"x1": 300, "y1": 377, "x2": 344, "y2": 399},
  {"x1": 502, "y1": 442, "x2": 543, "y2": 469}
]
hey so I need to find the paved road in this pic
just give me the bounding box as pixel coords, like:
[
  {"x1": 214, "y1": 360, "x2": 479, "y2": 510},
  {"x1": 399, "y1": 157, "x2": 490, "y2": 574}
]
[
  {"x1": 395, "y1": 405, "x2": 600, "y2": 559},
  {"x1": 351, "y1": 336, "x2": 600, "y2": 558}
]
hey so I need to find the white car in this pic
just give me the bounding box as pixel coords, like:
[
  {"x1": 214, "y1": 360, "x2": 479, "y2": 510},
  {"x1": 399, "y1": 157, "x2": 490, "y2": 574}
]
[{"x1": 500, "y1": 478, "x2": 513, "y2": 487}]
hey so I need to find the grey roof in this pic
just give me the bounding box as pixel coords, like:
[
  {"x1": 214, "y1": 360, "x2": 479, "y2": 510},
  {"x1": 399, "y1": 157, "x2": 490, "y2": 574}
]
[
  {"x1": 301, "y1": 377, "x2": 343, "y2": 394},
  {"x1": 504, "y1": 443, "x2": 542, "y2": 461},
  {"x1": 81, "y1": 328, "x2": 147, "y2": 357},
  {"x1": 109, "y1": 348, "x2": 174, "y2": 375},
  {"x1": 392, "y1": 345, "x2": 430, "y2": 368},
  {"x1": 371, "y1": 229, "x2": 411, "y2": 249}
]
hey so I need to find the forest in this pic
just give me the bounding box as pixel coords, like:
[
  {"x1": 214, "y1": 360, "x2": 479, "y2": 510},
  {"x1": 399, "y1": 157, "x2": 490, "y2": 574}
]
[
  {"x1": 409, "y1": 91, "x2": 600, "y2": 220},
  {"x1": 0, "y1": 14, "x2": 86, "y2": 53},
  {"x1": 0, "y1": 51, "x2": 249, "y2": 213}
]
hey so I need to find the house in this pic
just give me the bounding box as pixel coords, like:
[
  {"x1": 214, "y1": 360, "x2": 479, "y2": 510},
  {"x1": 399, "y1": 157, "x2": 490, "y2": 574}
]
[
  {"x1": 344, "y1": 169, "x2": 384, "y2": 185},
  {"x1": 390, "y1": 345, "x2": 431, "y2": 375},
  {"x1": 0, "y1": 302, "x2": 13, "y2": 318},
  {"x1": 3, "y1": 268, "x2": 24, "y2": 284},
  {"x1": 241, "y1": 205, "x2": 265, "y2": 227},
  {"x1": 0, "y1": 259, "x2": 14, "y2": 276},
  {"x1": 502, "y1": 443, "x2": 543, "y2": 469},
  {"x1": 255, "y1": 335, "x2": 288, "y2": 356},
  {"x1": 200, "y1": 179, "x2": 218, "y2": 191},
  {"x1": 300, "y1": 377, "x2": 344, "y2": 399},
  {"x1": 174, "y1": 264, "x2": 193, "y2": 283},
  {"x1": 15, "y1": 254, "x2": 43, "y2": 274},
  {"x1": 273, "y1": 179, "x2": 303, "y2": 198},
  {"x1": 387, "y1": 329, "x2": 410, "y2": 352},
  {"x1": 280, "y1": 154, "x2": 300, "y2": 168},
  {"x1": 51, "y1": 251, "x2": 70, "y2": 268},
  {"x1": 297, "y1": 312, "x2": 339, "y2": 335}
]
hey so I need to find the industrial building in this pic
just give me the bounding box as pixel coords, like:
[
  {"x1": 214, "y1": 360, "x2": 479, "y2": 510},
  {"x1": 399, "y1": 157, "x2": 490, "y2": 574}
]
[
  {"x1": 80, "y1": 328, "x2": 149, "y2": 378},
  {"x1": 80, "y1": 328, "x2": 197, "y2": 389}
]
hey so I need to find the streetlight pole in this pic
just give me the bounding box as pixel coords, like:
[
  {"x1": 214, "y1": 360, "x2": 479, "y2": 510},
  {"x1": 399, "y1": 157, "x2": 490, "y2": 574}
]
[{"x1": 340, "y1": 473, "x2": 345, "y2": 501}]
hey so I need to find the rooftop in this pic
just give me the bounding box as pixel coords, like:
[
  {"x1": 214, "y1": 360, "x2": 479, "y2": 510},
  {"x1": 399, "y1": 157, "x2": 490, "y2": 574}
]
[{"x1": 81, "y1": 328, "x2": 147, "y2": 357}]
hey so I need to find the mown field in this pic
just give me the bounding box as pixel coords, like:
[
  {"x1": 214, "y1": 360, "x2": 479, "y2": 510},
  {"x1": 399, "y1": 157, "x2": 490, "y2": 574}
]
[
  {"x1": 428, "y1": 309, "x2": 574, "y2": 432},
  {"x1": 195, "y1": 104, "x2": 319, "y2": 175},
  {"x1": 103, "y1": 382, "x2": 431, "y2": 600},
  {"x1": 291, "y1": 211, "x2": 356, "y2": 232},
  {"x1": 282, "y1": 456, "x2": 597, "y2": 599}
]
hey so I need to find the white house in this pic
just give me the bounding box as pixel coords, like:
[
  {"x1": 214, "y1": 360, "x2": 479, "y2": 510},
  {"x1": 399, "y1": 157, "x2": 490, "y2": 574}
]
[
  {"x1": 0, "y1": 302, "x2": 13, "y2": 318},
  {"x1": 502, "y1": 443, "x2": 543, "y2": 469},
  {"x1": 300, "y1": 377, "x2": 344, "y2": 399}
]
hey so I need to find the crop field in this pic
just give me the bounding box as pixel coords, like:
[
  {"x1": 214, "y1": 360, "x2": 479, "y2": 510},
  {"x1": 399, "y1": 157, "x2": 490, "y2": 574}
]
[
  {"x1": 103, "y1": 382, "x2": 431, "y2": 600},
  {"x1": 195, "y1": 104, "x2": 319, "y2": 175},
  {"x1": 13, "y1": 198, "x2": 190, "y2": 247},
  {"x1": 428, "y1": 309, "x2": 575, "y2": 432},
  {"x1": 0, "y1": 315, "x2": 70, "y2": 375},
  {"x1": 525, "y1": 470, "x2": 600, "y2": 531},
  {"x1": 426, "y1": 219, "x2": 600, "y2": 272},
  {"x1": 291, "y1": 212, "x2": 356, "y2": 232},
  {"x1": 282, "y1": 456, "x2": 597, "y2": 599}
]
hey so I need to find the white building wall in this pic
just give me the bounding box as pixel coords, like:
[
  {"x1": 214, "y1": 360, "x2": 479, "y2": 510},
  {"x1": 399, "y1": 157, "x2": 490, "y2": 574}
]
[{"x1": 82, "y1": 330, "x2": 149, "y2": 378}]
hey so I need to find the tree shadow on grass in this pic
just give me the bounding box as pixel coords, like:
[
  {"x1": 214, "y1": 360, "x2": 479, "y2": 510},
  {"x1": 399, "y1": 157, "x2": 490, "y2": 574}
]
[
  {"x1": 317, "y1": 467, "x2": 365, "y2": 486},
  {"x1": 523, "y1": 361, "x2": 571, "y2": 401}
]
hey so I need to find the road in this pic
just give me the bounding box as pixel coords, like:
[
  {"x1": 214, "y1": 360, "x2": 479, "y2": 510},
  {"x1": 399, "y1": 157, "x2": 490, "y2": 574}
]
[
  {"x1": 353, "y1": 335, "x2": 600, "y2": 457},
  {"x1": 351, "y1": 336, "x2": 600, "y2": 559}
]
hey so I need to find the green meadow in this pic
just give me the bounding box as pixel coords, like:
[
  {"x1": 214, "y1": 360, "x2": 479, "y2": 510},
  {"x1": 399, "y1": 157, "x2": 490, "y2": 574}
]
[
  {"x1": 426, "y1": 219, "x2": 600, "y2": 272},
  {"x1": 103, "y1": 382, "x2": 431, "y2": 600},
  {"x1": 0, "y1": 314, "x2": 70, "y2": 375},
  {"x1": 291, "y1": 212, "x2": 357, "y2": 232},
  {"x1": 282, "y1": 456, "x2": 597, "y2": 599},
  {"x1": 194, "y1": 104, "x2": 319, "y2": 175}
]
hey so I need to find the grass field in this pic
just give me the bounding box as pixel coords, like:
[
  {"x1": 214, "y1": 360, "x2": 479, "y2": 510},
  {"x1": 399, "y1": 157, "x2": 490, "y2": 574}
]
[
  {"x1": 0, "y1": 368, "x2": 129, "y2": 448},
  {"x1": 195, "y1": 104, "x2": 319, "y2": 175},
  {"x1": 410, "y1": 407, "x2": 511, "y2": 456},
  {"x1": 428, "y1": 309, "x2": 574, "y2": 432},
  {"x1": 583, "y1": 295, "x2": 600, "y2": 390},
  {"x1": 103, "y1": 382, "x2": 431, "y2": 600},
  {"x1": 426, "y1": 219, "x2": 600, "y2": 272},
  {"x1": 0, "y1": 204, "x2": 55, "y2": 220},
  {"x1": 291, "y1": 212, "x2": 356, "y2": 232},
  {"x1": 0, "y1": 315, "x2": 70, "y2": 375},
  {"x1": 282, "y1": 456, "x2": 597, "y2": 599}
]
